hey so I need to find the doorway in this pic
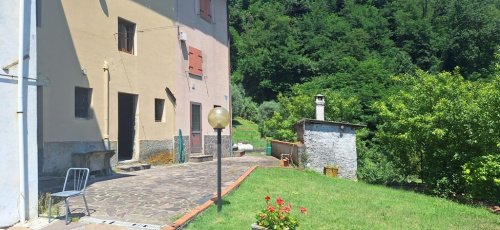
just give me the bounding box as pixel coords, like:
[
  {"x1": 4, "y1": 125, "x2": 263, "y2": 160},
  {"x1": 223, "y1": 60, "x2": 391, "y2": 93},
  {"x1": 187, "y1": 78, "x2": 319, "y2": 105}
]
[
  {"x1": 118, "y1": 93, "x2": 137, "y2": 161},
  {"x1": 191, "y1": 102, "x2": 202, "y2": 153}
]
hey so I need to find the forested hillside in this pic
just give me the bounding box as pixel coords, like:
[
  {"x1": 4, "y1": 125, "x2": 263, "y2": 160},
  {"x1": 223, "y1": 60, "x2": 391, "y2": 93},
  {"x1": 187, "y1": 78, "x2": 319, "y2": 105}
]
[{"x1": 229, "y1": 0, "x2": 499, "y2": 203}]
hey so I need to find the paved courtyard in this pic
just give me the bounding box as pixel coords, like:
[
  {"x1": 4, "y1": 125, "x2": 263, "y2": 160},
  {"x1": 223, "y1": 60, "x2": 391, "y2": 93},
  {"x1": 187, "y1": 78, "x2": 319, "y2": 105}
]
[{"x1": 44, "y1": 156, "x2": 278, "y2": 228}]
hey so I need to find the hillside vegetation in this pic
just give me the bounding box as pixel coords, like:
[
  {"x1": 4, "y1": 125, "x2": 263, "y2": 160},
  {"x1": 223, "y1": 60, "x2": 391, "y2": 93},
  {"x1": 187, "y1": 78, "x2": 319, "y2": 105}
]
[{"x1": 229, "y1": 0, "x2": 500, "y2": 202}]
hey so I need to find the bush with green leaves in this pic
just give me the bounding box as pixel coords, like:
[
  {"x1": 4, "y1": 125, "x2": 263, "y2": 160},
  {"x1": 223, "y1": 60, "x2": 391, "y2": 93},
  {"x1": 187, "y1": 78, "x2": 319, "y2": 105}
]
[
  {"x1": 232, "y1": 83, "x2": 259, "y2": 122},
  {"x1": 462, "y1": 155, "x2": 500, "y2": 202},
  {"x1": 356, "y1": 128, "x2": 403, "y2": 184},
  {"x1": 257, "y1": 101, "x2": 281, "y2": 137},
  {"x1": 375, "y1": 70, "x2": 500, "y2": 199}
]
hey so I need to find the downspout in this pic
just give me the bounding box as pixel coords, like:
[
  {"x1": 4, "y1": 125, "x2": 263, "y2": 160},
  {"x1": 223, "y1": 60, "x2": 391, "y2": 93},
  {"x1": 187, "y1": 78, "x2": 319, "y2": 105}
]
[
  {"x1": 226, "y1": 0, "x2": 232, "y2": 156},
  {"x1": 17, "y1": 0, "x2": 28, "y2": 223},
  {"x1": 103, "y1": 61, "x2": 110, "y2": 150}
]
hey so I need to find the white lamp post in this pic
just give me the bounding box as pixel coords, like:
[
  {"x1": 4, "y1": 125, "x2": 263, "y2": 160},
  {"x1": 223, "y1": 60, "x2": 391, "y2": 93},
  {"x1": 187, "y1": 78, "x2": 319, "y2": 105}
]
[{"x1": 207, "y1": 107, "x2": 230, "y2": 212}]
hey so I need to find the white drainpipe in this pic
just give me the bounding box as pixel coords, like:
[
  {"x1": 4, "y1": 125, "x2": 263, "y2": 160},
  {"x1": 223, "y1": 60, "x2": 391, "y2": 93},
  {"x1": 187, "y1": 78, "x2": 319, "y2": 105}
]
[
  {"x1": 17, "y1": 0, "x2": 29, "y2": 223},
  {"x1": 103, "y1": 61, "x2": 110, "y2": 150}
]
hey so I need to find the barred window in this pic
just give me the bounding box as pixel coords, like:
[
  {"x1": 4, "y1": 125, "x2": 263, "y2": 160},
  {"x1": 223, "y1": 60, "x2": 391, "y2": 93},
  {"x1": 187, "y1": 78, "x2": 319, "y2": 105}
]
[{"x1": 75, "y1": 87, "x2": 92, "y2": 118}]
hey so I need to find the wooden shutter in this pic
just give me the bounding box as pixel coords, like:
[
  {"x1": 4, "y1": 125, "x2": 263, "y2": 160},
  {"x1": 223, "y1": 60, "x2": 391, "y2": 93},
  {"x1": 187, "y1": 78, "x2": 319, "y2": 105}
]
[
  {"x1": 189, "y1": 46, "x2": 203, "y2": 76},
  {"x1": 200, "y1": 0, "x2": 212, "y2": 22}
]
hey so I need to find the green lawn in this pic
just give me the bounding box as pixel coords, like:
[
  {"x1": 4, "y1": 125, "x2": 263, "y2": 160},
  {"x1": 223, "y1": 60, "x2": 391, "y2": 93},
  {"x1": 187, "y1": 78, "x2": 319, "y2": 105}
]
[
  {"x1": 232, "y1": 117, "x2": 267, "y2": 149},
  {"x1": 185, "y1": 168, "x2": 499, "y2": 230}
]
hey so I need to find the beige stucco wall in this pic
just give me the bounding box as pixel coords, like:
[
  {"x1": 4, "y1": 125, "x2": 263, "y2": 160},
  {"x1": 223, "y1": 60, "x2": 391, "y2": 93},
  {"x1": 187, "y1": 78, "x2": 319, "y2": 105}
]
[
  {"x1": 38, "y1": 1, "x2": 177, "y2": 161},
  {"x1": 174, "y1": 0, "x2": 231, "y2": 152}
]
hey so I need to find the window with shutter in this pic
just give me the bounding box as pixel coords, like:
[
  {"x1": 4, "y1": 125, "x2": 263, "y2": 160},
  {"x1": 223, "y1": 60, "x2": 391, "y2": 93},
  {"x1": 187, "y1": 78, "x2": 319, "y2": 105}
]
[
  {"x1": 189, "y1": 46, "x2": 203, "y2": 76},
  {"x1": 199, "y1": 0, "x2": 212, "y2": 22}
]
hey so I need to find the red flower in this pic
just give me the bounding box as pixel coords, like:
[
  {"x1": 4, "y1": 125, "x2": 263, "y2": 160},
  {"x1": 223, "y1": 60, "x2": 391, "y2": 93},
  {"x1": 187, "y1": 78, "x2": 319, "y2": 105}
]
[
  {"x1": 267, "y1": 205, "x2": 275, "y2": 212},
  {"x1": 265, "y1": 195, "x2": 271, "y2": 202},
  {"x1": 300, "y1": 207, "x2": 307, "y2": 214},
  {"x1": 282, "y1": 206, "x2": 291, "y2": 213},
  {"x1": 276, "y1": 197, "x2": 284, "y2": 206}
]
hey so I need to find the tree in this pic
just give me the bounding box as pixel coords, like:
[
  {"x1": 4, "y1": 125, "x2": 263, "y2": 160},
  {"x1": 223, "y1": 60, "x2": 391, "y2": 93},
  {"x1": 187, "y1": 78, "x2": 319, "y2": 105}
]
[{"x1": 375, "y1": 70, "x2": 500, "y2": 198}]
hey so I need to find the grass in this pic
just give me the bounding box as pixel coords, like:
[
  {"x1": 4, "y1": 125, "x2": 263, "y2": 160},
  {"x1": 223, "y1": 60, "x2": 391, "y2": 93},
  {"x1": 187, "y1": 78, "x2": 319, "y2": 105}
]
[
  {"x1": 232, "y1": 117, "x2": 267, "y2": 149},
  {"x1": 185, "y1": 168, "x2": 499, "y2": 230},
  {"x1": 38, "y1": 192, "x2": 60, "y2": 217}
]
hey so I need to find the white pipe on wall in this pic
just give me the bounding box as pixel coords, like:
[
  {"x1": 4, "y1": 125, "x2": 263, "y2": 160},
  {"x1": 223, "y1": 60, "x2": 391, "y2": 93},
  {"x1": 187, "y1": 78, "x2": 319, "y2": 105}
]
[
  {"x1": 17, "y1": 0, "x2": 28, "y2": 223},
  {"x1": 103, "y1": 61, "x2": 110, "y2": 150}
]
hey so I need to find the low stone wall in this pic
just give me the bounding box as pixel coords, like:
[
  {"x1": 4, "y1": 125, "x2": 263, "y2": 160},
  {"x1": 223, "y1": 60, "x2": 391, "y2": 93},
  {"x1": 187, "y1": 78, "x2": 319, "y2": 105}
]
[
  {"x1": 204, "y1": 135, "x2": 231, "y2": 157},
  {"x1": 138, "y1": 139, "x2": 173, "y2": 161},
  {"x1": 41, "y1": 139, "x2": 174, "y2": 175},
  {"x1": 41, "y1": 141, "x2": 106, "y2": 176},
  {"x1": 271, "y1": 140, "x2": 302, "y2": 166},
  {"x1": 174, "y1": 135, "x2": 190, "y2": 163}
]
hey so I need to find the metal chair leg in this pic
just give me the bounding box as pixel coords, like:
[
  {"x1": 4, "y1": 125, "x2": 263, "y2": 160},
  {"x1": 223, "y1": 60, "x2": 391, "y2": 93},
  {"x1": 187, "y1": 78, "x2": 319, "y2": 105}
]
[
  {"x1": 64, "y1": 198, "x2": 70, "y2": 224},
  {"x1": 83, "y1": 194, "x2": 90, "y2": 216},
  {"x1": 48, "y1": 196, "x2": 52, "y2": 223}
]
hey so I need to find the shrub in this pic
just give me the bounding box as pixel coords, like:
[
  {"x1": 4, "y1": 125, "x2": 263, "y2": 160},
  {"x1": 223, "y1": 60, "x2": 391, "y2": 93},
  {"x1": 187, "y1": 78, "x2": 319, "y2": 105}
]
[
  {"x1": 462, "y1": 155, "x2": 500, "y2": 202},
  {"x1": 258, "y1": 101, "x2": 281, "y2": 137},
  {"x1": 232, "y1": 83, "x2": 260, "y2": 122},
  {"x1": 375, "y1": 71, "x2": 500, "y2": 198},
  {"x1": 356, "y1": 129, "x2": 403, "y2": 184}
]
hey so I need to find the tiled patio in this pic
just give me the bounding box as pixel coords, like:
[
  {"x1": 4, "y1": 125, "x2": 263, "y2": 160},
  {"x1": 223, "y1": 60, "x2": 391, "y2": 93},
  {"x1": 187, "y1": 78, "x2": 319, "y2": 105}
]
[{"x1": 42, "y1": 156, "x2": 278, "y2": 229}]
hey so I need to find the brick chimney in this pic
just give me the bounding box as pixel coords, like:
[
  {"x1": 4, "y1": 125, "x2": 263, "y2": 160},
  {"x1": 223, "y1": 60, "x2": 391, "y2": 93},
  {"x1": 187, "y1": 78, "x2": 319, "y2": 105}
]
[{"x1": 315, "y1": 94, "x2": 325, "y2": 121}]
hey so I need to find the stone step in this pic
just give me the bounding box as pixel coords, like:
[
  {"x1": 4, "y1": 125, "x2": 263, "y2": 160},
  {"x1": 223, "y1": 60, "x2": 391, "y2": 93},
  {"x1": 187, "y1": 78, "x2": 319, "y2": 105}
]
[
  {"x1": 115, "y1": 163, "x2": 151, "y2": 172},
  {"x1": 189, "y1": 155, "x2": 213, "y2": 162}
]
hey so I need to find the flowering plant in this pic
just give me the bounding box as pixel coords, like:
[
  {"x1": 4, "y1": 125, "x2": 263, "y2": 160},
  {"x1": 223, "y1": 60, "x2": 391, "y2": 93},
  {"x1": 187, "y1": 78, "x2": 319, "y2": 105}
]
[{"x1": 255, "y1": 196, "x2": 307, "y2": 230}]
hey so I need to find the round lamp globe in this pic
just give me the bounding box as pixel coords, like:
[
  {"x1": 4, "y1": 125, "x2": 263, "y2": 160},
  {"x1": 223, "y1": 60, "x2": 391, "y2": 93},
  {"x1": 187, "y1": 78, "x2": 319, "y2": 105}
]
[{"x1": 208, "y1": 107, "x2": 230, "y2": 129}]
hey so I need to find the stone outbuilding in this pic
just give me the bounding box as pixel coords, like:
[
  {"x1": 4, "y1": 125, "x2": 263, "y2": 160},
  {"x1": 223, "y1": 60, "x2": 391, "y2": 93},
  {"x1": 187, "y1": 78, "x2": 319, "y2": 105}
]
[{"x1": 294, "y1": 118, "x2": 365, "y2": 180}]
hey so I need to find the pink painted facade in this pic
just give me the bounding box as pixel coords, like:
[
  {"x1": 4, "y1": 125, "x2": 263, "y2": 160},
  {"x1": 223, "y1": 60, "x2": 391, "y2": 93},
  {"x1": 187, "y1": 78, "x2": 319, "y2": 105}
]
[{"x1": 174, "y1": 0, "x2": 231, "y2": 156}]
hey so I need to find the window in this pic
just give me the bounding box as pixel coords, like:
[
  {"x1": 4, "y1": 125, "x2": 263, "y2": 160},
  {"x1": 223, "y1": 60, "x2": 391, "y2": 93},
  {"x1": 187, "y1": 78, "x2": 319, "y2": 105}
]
[
  {"x1": 214, "y1": 105, "x2": 221, "y2": 108},
  {"x1": 199, "y1": 0, "x2": 212, "y2": 22},
  {"x1": 118, "y1": 18, "x2": 135, "y2": 54},
  {"x1": 188, "y1": 46, "x2": 203, "y2": 76},
  {"x1": 155, "y1": 99, "x2": 165, "y2": 122},
  {"x1": 75, "y1": 87, "x2": 92, "y2": 118}
]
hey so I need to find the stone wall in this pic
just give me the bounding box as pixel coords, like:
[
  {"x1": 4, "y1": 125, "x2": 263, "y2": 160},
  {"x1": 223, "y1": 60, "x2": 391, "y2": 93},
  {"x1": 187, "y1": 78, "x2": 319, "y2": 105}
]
[
  {"x1": 271, "y1": 140, "x2": 302, "y2": 165},
  {"x1": 41, "y1": 139, "x2": 174, "y2": 175},
  {"x1": 174, "y1": 135, "x2": 190, "y2": 163},
  {"x1": 109, "y1": 141, "x2": 118, "y2": 166},
  {"x1": 41, "y1": 141, "x2": 107, "y2": 176},
  {"x1": 301, "y1": 124, "x2": 358, "y2": 180},
  {"x1": 203, "y1": 135, "x2": 232, "y2": 157},
  {"x1": 138, "y1": 139, "x2": 173, "y2": 161}
]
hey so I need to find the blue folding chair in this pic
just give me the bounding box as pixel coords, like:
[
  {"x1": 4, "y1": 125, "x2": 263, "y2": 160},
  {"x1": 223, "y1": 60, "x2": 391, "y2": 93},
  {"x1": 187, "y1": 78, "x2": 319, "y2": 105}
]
[{"x1": 48, "y1": 168, "x2": 91, "y2": 224}]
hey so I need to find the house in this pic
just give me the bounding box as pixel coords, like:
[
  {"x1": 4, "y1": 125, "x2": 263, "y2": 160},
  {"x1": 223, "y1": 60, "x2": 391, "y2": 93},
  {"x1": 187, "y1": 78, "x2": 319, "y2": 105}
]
[
  {"x1": 174, "y1": 0, "x2": 231, "y2": 160},
  {"x1": 294, "y1": 95, "x2": 365, "y2": 180},
  {"x1": 0, "y1": 0, "x2": 38, "y2": 227},
  {"x1": 36, "y1": 0, "x2": 230, "y2": 175},
  {"x1": 0, "y1": 0, "x2": 229, "y2": 226},
  {"x1": 271, "y1": 95, "x2": 365, "y2": 180}
]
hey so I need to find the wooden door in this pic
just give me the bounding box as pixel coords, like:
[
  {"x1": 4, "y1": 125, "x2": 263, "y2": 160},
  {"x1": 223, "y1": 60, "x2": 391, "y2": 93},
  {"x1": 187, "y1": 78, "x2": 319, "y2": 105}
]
[{"x1": 191, "y1": 102, "x2": 202, "y2": 153}]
